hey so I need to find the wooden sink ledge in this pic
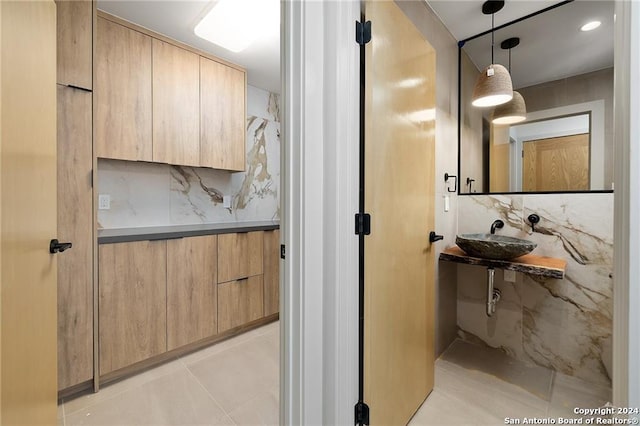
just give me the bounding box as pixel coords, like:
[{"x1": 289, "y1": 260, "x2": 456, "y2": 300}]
[{"x1": 439, "y1": 246, "x2": 566, "y2": 279}]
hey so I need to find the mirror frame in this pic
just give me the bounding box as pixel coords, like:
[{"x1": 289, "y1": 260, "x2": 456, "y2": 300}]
[{"x1": 456, "y1": 0, "x2": 615, "y2": 196}]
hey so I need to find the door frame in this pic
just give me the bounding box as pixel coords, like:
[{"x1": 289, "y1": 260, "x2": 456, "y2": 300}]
[{"x1": 281, "y1": 0, "x2": 640, "y2": 423}]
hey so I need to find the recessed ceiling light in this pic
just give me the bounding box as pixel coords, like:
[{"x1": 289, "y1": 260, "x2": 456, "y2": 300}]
[
  {"x1": 194, "y1": 0, "x2": 279, "y2": 53},
  {"x1": 580, "y1": 21, "x2": 601, "y2": 32}
]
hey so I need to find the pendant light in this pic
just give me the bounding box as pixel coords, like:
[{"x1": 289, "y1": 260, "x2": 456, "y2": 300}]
[
  {"x1": 471, "y1": 1, "x2": 513, "y2": 108},
  {"x1": 492, "y1": 37, "x2": 527, "y2": 124}
]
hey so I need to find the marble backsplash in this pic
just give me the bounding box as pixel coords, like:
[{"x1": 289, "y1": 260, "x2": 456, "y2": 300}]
[
  {"x1": 456, "y1": 193, "x2": 613, "y2": 386},
  {"x1": 98, "y1": 85, "x2": 280, "y2": 228}
]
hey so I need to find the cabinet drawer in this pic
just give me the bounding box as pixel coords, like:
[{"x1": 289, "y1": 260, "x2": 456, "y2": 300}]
[
  {"x1": 217, "y1": 231, "x2": 263, "y2": 283},
  {"x1": 218, "y1": 276, "x2": 264, "y2": 333}
]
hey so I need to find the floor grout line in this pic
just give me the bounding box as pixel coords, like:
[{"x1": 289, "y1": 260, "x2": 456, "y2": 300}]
[{"x1": 184, "y1": 362, "x2": 238, "y2": 425}]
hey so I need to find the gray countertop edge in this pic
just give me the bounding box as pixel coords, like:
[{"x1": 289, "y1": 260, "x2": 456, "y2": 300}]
[{"x1": 98, "y1": 222, "x2": 280, "y2": 244}]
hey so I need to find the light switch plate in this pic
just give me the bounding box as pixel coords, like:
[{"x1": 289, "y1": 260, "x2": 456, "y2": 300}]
[
  {"x1": 504, "y1": 269, "x2": 516, "y2": 282},
  {"x1": 98, "y1": 194, "x2": 110, "y2": 210}
]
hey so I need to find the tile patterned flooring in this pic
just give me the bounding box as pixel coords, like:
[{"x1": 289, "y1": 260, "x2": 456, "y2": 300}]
[{"x1": 59, "y1": 324, "x2": 611, "y2": 426}]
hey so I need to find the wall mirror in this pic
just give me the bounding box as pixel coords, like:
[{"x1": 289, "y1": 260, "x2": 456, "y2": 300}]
[{"x1": 458, "y1": 0, "x2": 614, "y2": 194}]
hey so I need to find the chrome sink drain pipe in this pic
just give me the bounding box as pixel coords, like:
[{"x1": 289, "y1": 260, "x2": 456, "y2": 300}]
[{"x1": 486, "y1": 268, "x2": 502, "y2": 317}]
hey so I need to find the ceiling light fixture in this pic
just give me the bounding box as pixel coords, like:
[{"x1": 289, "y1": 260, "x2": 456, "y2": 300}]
[
  {"x1": 580, "y1": 21, "x2": 601, "y2": 32},
  {"x1": 472, "y1": 0, "x2": 513, "y2": 108},
  {"x1": 492, "y1": 37, "x2": 527, "y2": 125},
  {"x1": 194, "y1": 0, "x2": 278, "y2": 53}
]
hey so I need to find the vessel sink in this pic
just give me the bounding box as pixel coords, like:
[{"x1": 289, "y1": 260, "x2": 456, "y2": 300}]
[{"x1": 455, "y1": 234, "x2": 537, "y2": 260}]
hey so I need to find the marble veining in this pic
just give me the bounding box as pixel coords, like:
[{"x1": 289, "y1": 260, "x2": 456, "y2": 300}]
[
  {"x1": 456, "y1": 193, "x2": 613, "y2": 386},
  {"x1": 98, "y1": 85, "x2": 280, "y2": 228}
]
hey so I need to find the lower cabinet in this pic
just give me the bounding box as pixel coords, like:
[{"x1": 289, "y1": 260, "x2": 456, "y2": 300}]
[
  {"x1": 218, "y1": 276, "x2": 264, "y2": 333},
  {"x1": 167, "y1": 235, "x2": 218, "y2": 350},
  {"x1": 97, "y1": 229, "x2": 278, "y2": 379},
  {"x1": 98, "y1": 240, "x2": 167, "y2": 375}
]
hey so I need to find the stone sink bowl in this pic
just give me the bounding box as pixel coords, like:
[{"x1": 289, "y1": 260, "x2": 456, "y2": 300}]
[{"x1": 456, "y1": 234, "x2": 537, "y2": 260}]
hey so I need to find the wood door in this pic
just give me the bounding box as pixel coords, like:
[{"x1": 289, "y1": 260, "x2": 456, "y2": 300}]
[
  {"x1": 152, "y1": 39, "x2": 200, "y2": 166},
  {"x1": 364, "y1": 1, "x2": 436, "y2": 425},
  {"x1": 167, "y1": 236, "x2": 218, "y2": 350},
  {"x1": 57, "y1": 86, "x2": 94, "y2": 390},
  {"x1": 263, "y1": 230, "x2": 280, "y2": 316},
  {"x1": 217, "y1": 231, "x2": 264, "y2": 283},
  {"x1": 56, "y1": 0, "x2": 92, "y2": 89},
  {"x1": 1, "y1": 1, "x2": 58, "y2": 422},
  {"x1": 98, "y1": 241, "x2": 167, "y2": 375},
  {"x1": 522, "y1": 133, "x2": 589, "y2": 191},
  {"x1": 218, "y1": 276, "x2": 264, "y2": 332},
  {"x1": 95, "y1": 17, "x2": 152, "y2": 161},
  {"x1": 200, "y1": 57, "x2": 246, "y2": 171}
]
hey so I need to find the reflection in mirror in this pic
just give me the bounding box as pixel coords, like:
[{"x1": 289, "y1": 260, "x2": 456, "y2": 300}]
[{"x1": 458, "y1": 1, "x2": 614, "y2": 194}]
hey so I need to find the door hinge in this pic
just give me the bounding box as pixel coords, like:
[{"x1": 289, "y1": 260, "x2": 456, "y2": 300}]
[
  {"x1": 280, "y1": 244, "x2": 286, "y2": 260},
  {"x1": 356, "y1": 20, "x2": 372, "y2": 45},
  {"x1": 355, "y1": 213, "x2": 371, "y2": 236},
  {"x1": 354, "y1": 401, "x2": 370, "y2": 425}
]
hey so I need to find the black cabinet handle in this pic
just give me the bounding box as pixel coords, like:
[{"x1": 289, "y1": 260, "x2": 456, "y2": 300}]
[
  {"x1": 50, "y1": 239, "x2": 72, "y2": 254},
  {"x1": 429, "y1": 232, "x2": 444, "y2": 243}
]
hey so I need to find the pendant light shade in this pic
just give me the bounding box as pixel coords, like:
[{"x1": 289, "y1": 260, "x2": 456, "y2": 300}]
[
  {"x1": 492, "y1": 90, "x2": 527, "y2": 124},
  {"x1": 472, "y1": 1, "x2": 513, "y2": 108},
  {"x1": 472, "y1": 64, "x2": 513, "y2": 107},
  {"x1": 492, "y1": 37, "x2": 527, "y2": 124}
]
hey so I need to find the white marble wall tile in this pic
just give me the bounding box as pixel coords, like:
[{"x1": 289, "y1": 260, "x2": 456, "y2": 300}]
[
  {"x1": 457, "y1": 265, "x2": 524, "y2": 359},
  {"x1": 97, "y1": 160, "x2": 170, "y2": 228},
  {"x1": 455, "y1": 193, "x2": 613, "y2": 387},
  {"x1": 98, "y1": 86, "x2": 280, "y2": 229}
]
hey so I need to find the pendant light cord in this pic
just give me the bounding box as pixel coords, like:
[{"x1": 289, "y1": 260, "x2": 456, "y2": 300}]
[{"x1": 491, "y1": 12, "x2": 495, "y2": 64}]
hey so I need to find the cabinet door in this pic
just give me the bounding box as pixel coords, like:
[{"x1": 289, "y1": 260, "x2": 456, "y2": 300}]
[
  {"x1": 99, "y1": 241, "x2": 167, "y2": 375},
  {"x1": 152, "y1": 39, "x2": 200, "y2": 166},
  {"x1": 263, "y1": 230, "x2": 280, "y2": 316},
  {"x1": 200, "y1": 57, "x2": 246, "y2": 171},
  {"x1": 95, "y1": 17, "x2": 152, "y2": 161},
  {"x1": 56, "y1": 0, "x2": 92, "y2": 89},
  {"x1": 167, "y1": 236, "x2": 218, "y2": 350},
  {"x1": 218, "y1": 276, "x2": 264, "y2": 333},
  {"x1": 218, "y1": 231, "x2": 263, "y2": 283},
  {"x1": 57, "y1": 86, "x2": 93, "y2": 390}
]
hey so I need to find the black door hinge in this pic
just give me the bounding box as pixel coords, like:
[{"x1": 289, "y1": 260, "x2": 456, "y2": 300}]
[
  {"x1": 354, "y1": 401, "x2": 370, "y2": 425},
  {"x1": 280, "y1": 244, "x2": 286, "y2": 259},
  {"x1": 356, "y1": 20, "x2": 371, "y2": 45},
  {"x1": 355, "y1": 213, "x2": 371, "y2": 236}
]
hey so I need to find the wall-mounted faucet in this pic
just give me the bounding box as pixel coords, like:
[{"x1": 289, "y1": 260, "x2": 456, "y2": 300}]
[
  {"x1": 490, "y1": 219, "x2": 504, "y2": 235},
  {"x1": 527, "y1": 214, "x2": 540, "y2": 232}
]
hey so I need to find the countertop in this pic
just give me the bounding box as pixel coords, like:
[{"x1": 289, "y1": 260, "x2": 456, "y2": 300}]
[
  {"x1": 98, "y1": 221, "x2": 280, "y2": 244},
  {"x1": 439, "y1": 246, "x2": 566, "y2": 279}
]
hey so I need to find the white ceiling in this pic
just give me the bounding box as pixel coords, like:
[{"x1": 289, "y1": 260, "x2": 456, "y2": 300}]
[
  {"x1": 427, "y1": 0, "x2": 615, "y2": 89},
  {"x1": 97, "y1": 0, "x2": 281, "y2": 93}
]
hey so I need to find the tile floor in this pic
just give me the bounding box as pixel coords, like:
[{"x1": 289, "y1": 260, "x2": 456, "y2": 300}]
[
  {"x1": 59, "y1": 327, "x2": 612, "y2": 426},
  {"x1": 58, "y1": 320, "x2": 279, "y2": 426},
  {"x1": 409, "y1": 339, "x2": 612, "y2": 426}
]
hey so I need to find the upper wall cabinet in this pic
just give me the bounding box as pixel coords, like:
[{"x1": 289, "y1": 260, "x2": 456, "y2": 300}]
[
  {"x1": 200, "y1": 57, "x2": 246, "y2": 171},
  {"x1": 94, "y1": 13, "x2": 246, "y2": 171},
  {"x1": 56, "y1": 0, "x2": 93, "y2": 89},
  {"x1": 95, "y1": 17, "x2": 152, "y2": 161},
  {"x1": 152, "y1": 39, "x2": 200, "y2": 166}
]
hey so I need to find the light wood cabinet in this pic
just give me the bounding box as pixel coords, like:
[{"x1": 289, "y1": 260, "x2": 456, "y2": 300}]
[
  {"x1": 56, "y1": 0, "x2": 93, "y2": 89},
  {"x1": 200, "y1": 56, "x2": 246, "y2": 171},
  {"x1": 152, "y1": 39, "x2": 200, "y2": 166},
  {"x1": 95, "y1": 17, "x2": 152, "y2": 161},
  {"x1": 217, "y1": 232, "x2": 264, "y2": 283},
  {"x1": 167, "y1": 236, "x2": 218, "y2": 350},
  {"x1": 98, "y1": 241, "x2": 167, "y2": 375},
  {"x1": 263, "y1": 230, "x2": 280, "y2": 317},
  {"x1": 218, "y1": 276, "x2": 264, "y2": 333},
  {"x1": 57, "y1": 86, "x2": 94, "y2": 391}
]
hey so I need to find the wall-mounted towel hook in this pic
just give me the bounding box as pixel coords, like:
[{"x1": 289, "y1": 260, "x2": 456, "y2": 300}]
[
  {"x1": 527, "y1": 214, "x2": 540, "y2": 232},
  {"x1": 444, "y1": 173, "x2": 457, "y2": 193}
]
